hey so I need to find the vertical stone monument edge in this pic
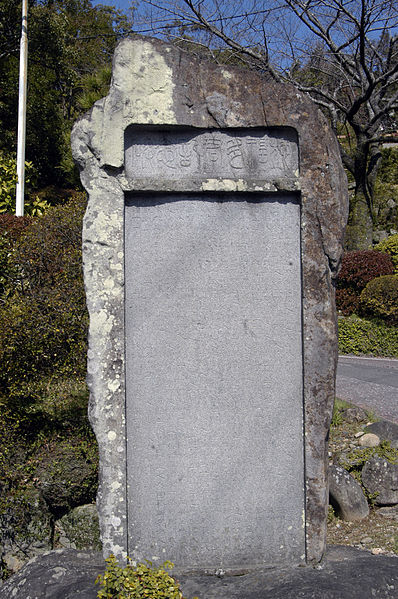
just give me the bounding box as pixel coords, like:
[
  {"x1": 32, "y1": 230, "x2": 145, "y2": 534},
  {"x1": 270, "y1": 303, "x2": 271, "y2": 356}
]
[{"x1": 71, "y1": 35, "x2": 349, "y2": 567}]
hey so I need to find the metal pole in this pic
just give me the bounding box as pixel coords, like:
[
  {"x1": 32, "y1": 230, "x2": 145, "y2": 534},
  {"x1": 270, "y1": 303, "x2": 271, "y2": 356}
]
[{"x1": 16, "y1": 0, "x2": 28, "y2": 217}]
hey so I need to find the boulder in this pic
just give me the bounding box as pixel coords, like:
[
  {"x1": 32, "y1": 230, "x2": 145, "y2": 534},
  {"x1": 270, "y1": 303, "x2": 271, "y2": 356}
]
[
  {"x1": 329, "y1": 464, "x2": 369, "y2": 520},
  {"x1": 0, "y1": 550, "x2": 104, "y2": 599},
  {"x1": 362, "y1": 456, "x2": 398, "y2": 505},
  {"x1": 34, "y1": 439, "x2": 98, "y2": 517},
  {"x1": 55, "y1": 504, "x2": 101, "y2": 551},
  {"x1": 365, "y1": 421, "x2": 398, "y2": 448}
]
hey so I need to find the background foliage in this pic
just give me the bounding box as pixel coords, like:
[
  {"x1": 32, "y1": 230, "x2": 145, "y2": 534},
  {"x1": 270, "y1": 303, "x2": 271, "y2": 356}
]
[
  {"x1": 0, "y1": 194, "x2": 97, "y2": 579},
  {"x1": 375, "y1": 234, "x2": 398, "y2": 273},
  {"x1": 336, "y1": 250, "x2": 394, "y2": 316},
  {"x1": 338, "y1": 315, "x2": 398, "y2": 357},
  {"x1": 0, "y1": 0, "x2": 132, "y2": 192}
]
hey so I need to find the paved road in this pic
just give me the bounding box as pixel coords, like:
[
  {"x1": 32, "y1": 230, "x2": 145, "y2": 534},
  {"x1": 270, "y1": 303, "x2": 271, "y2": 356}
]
[{"x1": 336, "y1": 355, "x2": 398, "y2": 423}]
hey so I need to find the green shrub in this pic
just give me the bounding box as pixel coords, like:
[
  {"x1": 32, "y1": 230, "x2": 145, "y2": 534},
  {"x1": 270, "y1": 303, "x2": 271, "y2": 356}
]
[
  {"x1": 338, "y1": 315, "x2": 398, "y2": 357},
  {"x1": 374, "y1": 234, "x2": 398, "y2": 273},
  {"x1": 0, "y1": 193, "x2": 88, "y2": 399},
  {"x1": 0, "y1": 214, "x2": 31, "y2": 299},
  {"x1": 10, "y1": 192, "x2": 86, "y2": 290},
  {"x1": 336, "y1": 250, "x2": 394, "y2": 315},
  {"x1": 0, "y1": 152, "x2": 48, "y2": 215},
  {"x1": 96, "y1": 556, "x2": 197, "y2": 599},
  {"x1": 360, "y1": 275, "x2": 398, "y2": 324}
]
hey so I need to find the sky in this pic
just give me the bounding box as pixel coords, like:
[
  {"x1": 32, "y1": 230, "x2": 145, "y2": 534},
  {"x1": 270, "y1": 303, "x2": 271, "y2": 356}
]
[
  {"x1": 92, "y1": 0, "x2": 134, "y2": 14},
  {"x1": 92, "y1": 0, "x2": 127, "y2": 8}
]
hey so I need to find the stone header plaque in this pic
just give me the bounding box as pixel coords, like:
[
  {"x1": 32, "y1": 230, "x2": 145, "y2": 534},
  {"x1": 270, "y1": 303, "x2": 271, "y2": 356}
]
[
  {"x1": 125, "y1": 127, "x2": 298, "y2": 181},
  {"x1": 72, "y1": 36, "x2": 348, "y2": 572}
]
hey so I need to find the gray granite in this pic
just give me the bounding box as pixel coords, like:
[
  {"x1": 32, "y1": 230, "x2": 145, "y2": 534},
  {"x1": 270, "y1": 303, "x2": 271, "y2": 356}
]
[
  {"x1": 125, "y1": 195, "x2": 304, "y2": 568},
  {"x1": 124, "y1": 127, "x2": 299, "y2": 182},
  {"x1": 71, "y1": 35, "x2": 348, "y2": 568},
  {"x1": 1, "y1": 547, "x2": 398, "y2": 599}
]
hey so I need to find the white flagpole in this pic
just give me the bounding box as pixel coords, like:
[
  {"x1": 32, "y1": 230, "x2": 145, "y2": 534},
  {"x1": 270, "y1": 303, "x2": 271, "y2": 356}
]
[{"x1": 16, "y1": 0, "x2": 28, "y2": 217}]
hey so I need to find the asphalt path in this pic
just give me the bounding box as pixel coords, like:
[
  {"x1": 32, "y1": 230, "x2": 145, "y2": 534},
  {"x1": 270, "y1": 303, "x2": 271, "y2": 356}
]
[{"x1": 336, "y1": 355, "x2": 398, "y2": 423}]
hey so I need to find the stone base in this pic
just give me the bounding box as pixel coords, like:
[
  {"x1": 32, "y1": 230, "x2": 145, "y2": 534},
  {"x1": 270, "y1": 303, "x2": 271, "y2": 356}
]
[{"x1": 1, "y1": 546, "x2": 397, "y2": 599}]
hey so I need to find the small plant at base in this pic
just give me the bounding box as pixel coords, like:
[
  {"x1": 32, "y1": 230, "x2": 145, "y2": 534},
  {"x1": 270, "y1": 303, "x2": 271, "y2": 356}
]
[
  {"x1": 96, "y1": 555, "x2": 199, "y2": 599},
  {"x1": 331, "y1": 398, "x2": 353, "y2": 428}
]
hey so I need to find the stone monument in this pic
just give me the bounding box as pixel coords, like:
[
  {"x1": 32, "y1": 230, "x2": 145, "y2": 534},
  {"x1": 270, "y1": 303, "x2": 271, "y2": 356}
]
[{"x1": 71, "y1": 36, "x2": 348, "y2": 572}]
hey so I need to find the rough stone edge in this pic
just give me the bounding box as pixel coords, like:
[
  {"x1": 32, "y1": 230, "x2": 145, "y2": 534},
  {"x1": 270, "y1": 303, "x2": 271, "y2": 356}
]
[{"x1": 71, "y1": 34, "x2": 349, "y2": 565}]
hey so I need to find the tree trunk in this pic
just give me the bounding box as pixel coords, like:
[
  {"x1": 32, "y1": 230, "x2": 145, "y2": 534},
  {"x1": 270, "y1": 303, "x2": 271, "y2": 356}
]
[
  {"x1": 344, "y1": 139, "x2": 374, "y2": 251},
  {"x1": 344, "y1": 187, "x2": 373, "y2": 250}
]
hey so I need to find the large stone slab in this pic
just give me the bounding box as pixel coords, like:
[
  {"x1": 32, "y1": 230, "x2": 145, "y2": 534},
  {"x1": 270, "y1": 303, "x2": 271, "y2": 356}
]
[
  {"x1": 71, "y1": 35, "x2": 348, "y2": 568},
  {"x1": 125, "y1": 195, "x2": 303, "y2": 567}
]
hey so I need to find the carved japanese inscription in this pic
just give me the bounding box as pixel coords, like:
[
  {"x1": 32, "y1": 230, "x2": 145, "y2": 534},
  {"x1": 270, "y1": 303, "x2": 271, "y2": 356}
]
[
  {"x1": 125, "y1": 127, "x2": 298, "y2": 182},
  {"x1": 124, "y1": 194, "x2": 304, "y2": 568}
]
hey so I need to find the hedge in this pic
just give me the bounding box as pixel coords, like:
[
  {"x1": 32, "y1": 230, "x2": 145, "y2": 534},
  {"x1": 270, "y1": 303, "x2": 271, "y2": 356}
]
[
  {"x1": 374, "y1": 234, "x2": 398, "y2": 273},
  {"x1": 338, "y1": 316, "x2": 398, "y2": 358},
  {"x1": 336, "y1": 250, "x2": 394, "y2": 315},
  {"x1": 360, "y1": 275, "x2": 398, "y2": 324}
]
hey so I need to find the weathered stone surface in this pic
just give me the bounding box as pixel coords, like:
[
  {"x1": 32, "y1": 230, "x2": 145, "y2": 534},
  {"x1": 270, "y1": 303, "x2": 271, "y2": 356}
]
[
  {"x1": 0, "y1": 550, "x2": 104, "y2": 599},
  {"x1": 1, "y1": 547, "x2": 398, "y2": 599},
  {"x1": 362, "y1": 457, "x2": 398, "y2": 505},
  {"x1": 365, "y1": 421, "x2": 398, "y2": 448},
  {"x1": 55, "y1": 504, "x2": 101, "y2": 551},
  {"x1": 71, "y1": 36, "x2": 348, "y2": 565},
  {"x1": 329, "y1": 465, "x2": 369, "y2": 521},
  {"x1": 179, "y1": 546, "x2": 398, "y2": 598}
]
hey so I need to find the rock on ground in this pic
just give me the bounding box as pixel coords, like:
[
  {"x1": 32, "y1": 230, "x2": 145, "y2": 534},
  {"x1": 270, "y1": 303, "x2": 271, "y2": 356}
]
[
  {"x1": 329, "y1": 464, "x2": 369, "y2": 521},
  {"x1": 365, "y1": 421, "x2": 398, "y2": 449},
  {"x1": 55, "y1": 504, "x2": 101, "y2": 551},
  {"x1": 1, "y1": 547, "x2": 398, "y2": 599},
  {"x1": 358, "y1": 433, "x2": 380, "y2": 447},
  {"x1": 0, "y1": 550, "x2": 105, "y2": 599},
  {"x1": 362, "y1": 456, "x2": 398, "y2": 505}
]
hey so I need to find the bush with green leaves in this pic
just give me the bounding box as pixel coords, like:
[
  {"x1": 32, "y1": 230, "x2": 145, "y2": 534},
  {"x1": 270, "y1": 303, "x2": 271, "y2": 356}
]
[
  {"x1": 360, "y1": 274, "x2": 398, "y2": 324},
  {"x1": 0, "y1": 213, "x2": 31, "y2": 299},
  {"x1": 338, "y1": 315, "x2": 398, "y2": 357},
  {"x1": 336, "y1": 250, "x2": 394, "y2": 315},
  {"x1": 374, "y1": 234, "x2": 398, "y2": 273},
  {"x1": 96, "y1": 556, "x2": 197, "y2": 599},
  {"x1": 0, "y1": 151, "x2": 49, "y2": 215},
  {"x1": 0, "y1": 193, "x2": 88, "y2": 401}
]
